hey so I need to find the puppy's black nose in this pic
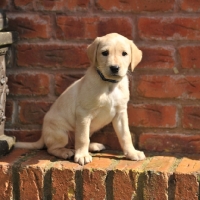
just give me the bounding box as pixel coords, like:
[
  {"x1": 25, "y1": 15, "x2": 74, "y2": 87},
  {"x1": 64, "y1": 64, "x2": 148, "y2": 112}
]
[{"x1": 110, "y1": 65, "x2": 119, "y2": 74}]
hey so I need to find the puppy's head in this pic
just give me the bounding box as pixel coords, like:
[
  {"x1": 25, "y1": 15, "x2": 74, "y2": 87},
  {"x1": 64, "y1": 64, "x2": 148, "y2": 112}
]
[{"x1": 87, "y1": 33, "x2": 142, "y2": 82}]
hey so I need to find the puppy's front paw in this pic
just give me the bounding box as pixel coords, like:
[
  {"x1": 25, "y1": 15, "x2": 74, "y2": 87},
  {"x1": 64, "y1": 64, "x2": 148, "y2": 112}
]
[
  {"x1": 74, "y1": 152, "x2": 92, "y2": 165},
  {"x1": 125, "y1": 150, "x2": 146, "y2": 161}
]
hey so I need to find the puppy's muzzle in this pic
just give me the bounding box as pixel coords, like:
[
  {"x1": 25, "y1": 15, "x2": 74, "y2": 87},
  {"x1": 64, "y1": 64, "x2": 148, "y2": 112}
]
[{"x1": 110, "y1": 65, "x2": 120, "y2": 74}]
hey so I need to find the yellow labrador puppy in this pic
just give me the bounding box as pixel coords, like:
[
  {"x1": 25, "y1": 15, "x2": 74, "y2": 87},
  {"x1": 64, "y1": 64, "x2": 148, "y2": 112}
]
[{"x1": 15, "y1": 33, "x2": 146, "y2": 165}]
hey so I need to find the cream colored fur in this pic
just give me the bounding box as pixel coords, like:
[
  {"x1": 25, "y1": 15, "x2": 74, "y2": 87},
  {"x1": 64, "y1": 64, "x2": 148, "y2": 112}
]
[{"x1": 15, "y1": 33, "x2": 146, "y2": 165}]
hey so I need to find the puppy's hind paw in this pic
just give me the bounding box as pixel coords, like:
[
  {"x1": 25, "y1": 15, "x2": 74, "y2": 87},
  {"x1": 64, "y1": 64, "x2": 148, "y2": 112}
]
[
  {"x1": 125, "y1": 150, "x2": 146, "y2": 161},
  {"x1": 62, "y1": 149, "x2": 75, "y2": 159},
  {"x1": 48, "y1": 148, "x2": 75, "y2": 160},
  {"x1": 89, "y1": 142, "x2": 106, "y2": 152}
]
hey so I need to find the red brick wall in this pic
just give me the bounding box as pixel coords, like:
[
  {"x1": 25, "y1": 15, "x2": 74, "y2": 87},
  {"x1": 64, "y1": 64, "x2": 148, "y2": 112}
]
[{"x1": 3, "y1": 0, "x2": 200, "y2": 153}]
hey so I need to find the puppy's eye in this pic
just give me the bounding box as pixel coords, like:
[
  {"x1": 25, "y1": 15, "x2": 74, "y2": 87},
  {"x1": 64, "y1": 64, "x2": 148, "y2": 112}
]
[
  {"x1": 122, "y1": 51, "x2": 127, "y2": 56},
  {"x1": 102, "y1": 50, "x2": 109, "y2": 56}
]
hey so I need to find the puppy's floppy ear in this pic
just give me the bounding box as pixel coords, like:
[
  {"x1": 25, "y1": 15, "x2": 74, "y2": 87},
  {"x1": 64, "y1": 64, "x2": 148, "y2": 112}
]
[
  {"x1": 87, "y1": 37, "x2": 101, "y2": 67},
  {"x1": 130, "y1": 41, "x2": 142, "y2": 71}
]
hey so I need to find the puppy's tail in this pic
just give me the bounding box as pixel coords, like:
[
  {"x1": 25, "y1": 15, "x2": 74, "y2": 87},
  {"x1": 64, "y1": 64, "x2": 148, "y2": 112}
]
[{"x1": 15, "y1": 136, "x2": 44, "y2": 150}]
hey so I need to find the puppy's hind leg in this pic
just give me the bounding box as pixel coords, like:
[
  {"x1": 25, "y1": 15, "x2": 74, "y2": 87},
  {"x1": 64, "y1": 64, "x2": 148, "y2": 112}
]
[
  {"x1": 89, "y1": 143, "x2": 106, "y2": 152},
  {"x1": 45, "y1": 129, "x2": 74, "y2": 160}
]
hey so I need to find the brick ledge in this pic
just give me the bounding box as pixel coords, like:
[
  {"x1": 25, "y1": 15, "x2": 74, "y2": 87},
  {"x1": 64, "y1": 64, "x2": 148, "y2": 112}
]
[{"x1": 0, "y1": 148, "x2": 200, "y2": 200}]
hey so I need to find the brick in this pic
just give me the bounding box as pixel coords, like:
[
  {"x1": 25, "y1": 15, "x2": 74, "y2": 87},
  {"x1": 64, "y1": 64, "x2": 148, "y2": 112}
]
[
  {"x1": 182, "y1": 106, "x2": 200, "y2": 129},
  {"x1": 97, "y1": 17, "x2": 132, "y2": 39},
  {"x1": 0, "y1": 149, "x2": 30, "y2": 200},
  {"x1": 83, "y1": 157, "x2": 112, "y2": 200},
  {"x1": 16, "y1": 43, "x2": 89, "y2": 69},
  {"x1": 55, "y1": 16, "x2": 132, "y2": 40},
  {"x1": 35, "y1": 0, "x2": 90, "y2": 11},
  {"x1": 96, "y1": 0, "x2": 175, "y2": 12},
  {"x1": 138, "y1": 17, "x2": 200, "y2": 40},
  {"x1": 8, "y1": 13, "x2": 51, "y2": 39},
  {"x1": 179, "y1": 46, "x2": 200, "y2": 69},
  {"x1": 143, "y1": 172, "x2": 168, "y2": 200},
  {"x1": 14, "y1": 0, "x2": 34, "y2": 9},
  {"x1": 0, "y1": 0, "x2": 8, "y2": 8},
  {"x1": 142, "y1": 156, "x2": 176, "y2": 200},
  {"x1": 113, "y1": 160, "x2": 145, "y2": 200},
  {"x1": 8, "y1": 73, "x2": 49, "y2": 96},
  {"x1": 138, "y1": 46, "x2": 175, "y2": 69},
  {"x1": 139, "y1": 133, "x2": 200, "y2": 153},
  {"x1": 180, "y1": 0, "x2": 200, "y2": 12},
  {"x1": 176, "y1": 157, "x2": 200, "y2": 173},
  {"x1": 55, "y1": 16, "x2": 97, "y2": 40},
  {"x1": 55, "y1": 73, "x2": 83, "y2": 95},
  {"x1": 115, "y1": 159, "x2": 145, "y2": 171},
  {"x1": 5, "y1": 100, "x2": 13, "y2": 122},
  {"x1": 136, "y1": 75, "x2": 200, "y2": 99},
  {"x1": 113, "y1": 170, "x2": 134, "y2": 200},
  {"x1": 51, "y1": 161, "x2": 81, "y2": 200},
  {"x1": 174, "y1": 158, "x2": 200, "y2": 200},
  {"x1": 174, "y1": 173, "x2": 198, "y2": 200},
  {"x1": 18, "y1": 151, "x2": 54, "y2": 200},
  {"x1": 65, "y1": 0, "x2": 90, "y2": 10},
  {"x1": 19, "y1": 101, "x2": 52, "y2": 125},
  {"x1": 128, "y1": 104, "x2": 177, "y2": 128},
  {"x1": 5, "y1": 130, "x2": 41, "y2": 143},
  {"x1": 145, "y1": 156, "x2": 176, "y2": 173}
]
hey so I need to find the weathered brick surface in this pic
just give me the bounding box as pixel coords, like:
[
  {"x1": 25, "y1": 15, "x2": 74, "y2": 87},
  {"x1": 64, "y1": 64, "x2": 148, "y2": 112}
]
[
  {"x1": 8, "y1": 73, "x2": 49, "y2": 96},
  {"x1": 16, "y1": 43, "x2": 89, "y2": 69},
  {"x1": 0, "y1": 0, "x2": 7, "y2": 9},
  {"x1": 139, "y1": 133, "x2": 200, "y2": 153},
  {"x1": 35, "y1": 0, "x2": 90, "y2": 11},
  {"x1": 18, "y1": 151, "x2": 54, "y2": 200},
  {"x1": 175, "y1": 158, "x2": 200, "y2": 200},
  {"x1": 83, "y1": 157, "x2": 112, "y2": 200},
  {"x1": 182, "y1": 106, "x2": 200, "y2": 129},
  {"x1": 128, "y1": 104, "x2": 177, "y2": 128},
  {"x1": 51, "y1": 161, "x2": 81, "y2": 200},
  {"x1": 19, "y1": 101, "x2": 52, "y2": 125},
  {"x1": 55, "y1": 16, "x2": 132, "y2": 40},
  {"x1": 138, "y1": 46, "x2": 175, "y2": 69},
  {"x1": 136, "y1": 75, "x2": 200, "y2": 99},
  {"x1": 1, "y1": 149, "x2": 200, "y2": 199},
  {"x1": 138, "y1": 17, "x2": 200, "y2": 40},
  {"x1": 7, "y1": 13, "x2": 51, "y2": 39},
  {"x1": 143, "y1": 156, "x2": 176, "y2": 200},
  {"x1": 179, "y1": 46, "x2": 200, "y2": 69},
  {"x1": 96, "y1": 0, "x2": 175, "y2": 12},
  {"x1": 97, "y1": 17, "x2": 132, "y2": 39},
  {"x1": 113, "y1": 159, "x2": 145, "y2": 200},
  {"x1": 14, "y1": 0, "x2": 90, "y2": 11},
  {"x1": 0, "y1": 149, "x2": 30, "y2": 200},
  {"x1": 14, "y1": 0, "x2": 34, "y2": 10},
  {"x1": 180, "y1": 0, "x2": 200, "y2": 12}
]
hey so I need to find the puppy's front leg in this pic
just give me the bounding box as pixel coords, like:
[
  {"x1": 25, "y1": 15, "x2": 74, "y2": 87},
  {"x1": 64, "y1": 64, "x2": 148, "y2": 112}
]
[
  {"x1": 112, "y1": 111, "x2": 146, "y2": 161},
  {"x1": 74, "y1": 113, "x2": 92, "y2": 165}
]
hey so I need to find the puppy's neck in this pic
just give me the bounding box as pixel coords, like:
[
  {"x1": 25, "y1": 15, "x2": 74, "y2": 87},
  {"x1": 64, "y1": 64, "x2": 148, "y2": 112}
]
[
  {"x1": 87, "y1": 66, "x2": 126, "y2": 92},
  {"x1": 96, "y1": 68, "x2": 119, "y2": 84}
]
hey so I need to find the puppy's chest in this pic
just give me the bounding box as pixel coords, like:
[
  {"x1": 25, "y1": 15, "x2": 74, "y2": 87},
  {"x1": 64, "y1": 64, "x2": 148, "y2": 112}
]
[
  {"x1": 89, "y1": 88, "x2": 127, "y2": 133},
  {"x1": 94, "y1": 89, "x2": 125, "y2": 118}
]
